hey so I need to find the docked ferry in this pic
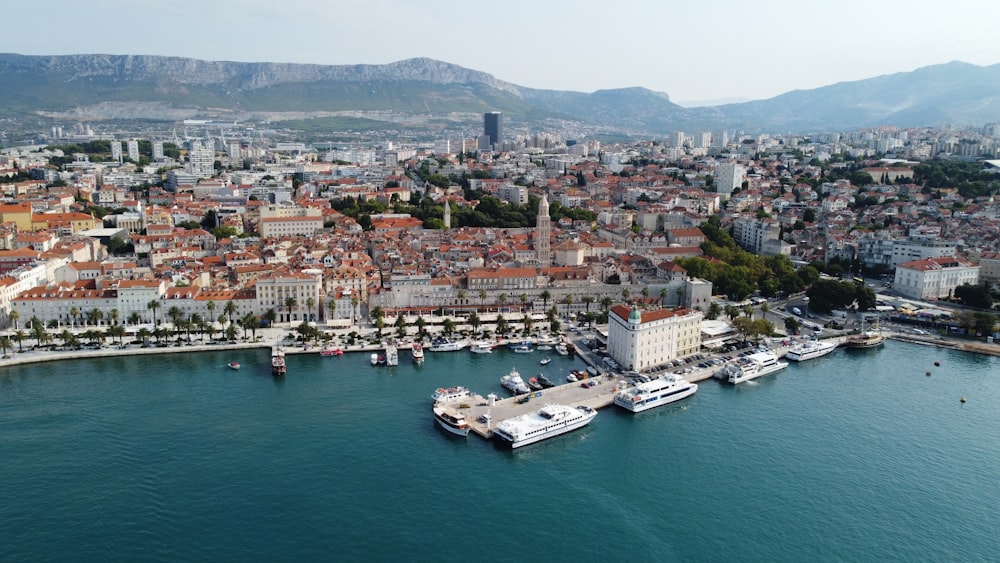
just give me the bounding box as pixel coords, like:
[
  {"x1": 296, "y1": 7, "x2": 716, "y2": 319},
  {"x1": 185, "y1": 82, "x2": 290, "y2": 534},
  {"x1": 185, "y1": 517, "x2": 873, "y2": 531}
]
[
  {"x1": 271, "y1": 347, "x2": 286, "y2": 377},
  {"x1": 715, "y1": 351, "x2": 787, "y2": 384},
  {"x1": 432, "y1": 406, "x2": 470, "y2": 437},
  {"x1": 613, "y1": 374, "x2": 698, "y2": 413},
  {"x1": 431, "y1": 386, "x2": 472, "y2": 404},
  {"x1": 785, "y1": 339, "x2": 838, "y2": 361},
  {"x1": 492, "y1": 404, "x2": 598, "y2": 449}
]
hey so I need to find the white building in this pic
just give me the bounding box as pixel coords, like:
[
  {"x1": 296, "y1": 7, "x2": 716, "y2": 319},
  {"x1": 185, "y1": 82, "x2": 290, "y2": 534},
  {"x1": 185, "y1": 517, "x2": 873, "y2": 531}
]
[
  {"x1": 607, "y1": 304, "x2": 703, "y2": 372},
  {"x1": 255, "y1": 269, "x2": 323, "y2": 323},
  {"x1": 893, "y1": 257, "x2": 979, "y2": 300},
  {"x1": 715, "y1": 162, "x2": 745, "y2": 198}
]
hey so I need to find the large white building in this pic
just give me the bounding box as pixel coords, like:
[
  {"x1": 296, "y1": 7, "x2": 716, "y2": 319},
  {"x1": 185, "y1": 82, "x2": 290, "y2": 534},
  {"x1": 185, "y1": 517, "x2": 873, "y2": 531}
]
[
  {"x1": 715, "y1": 162, "x2": 745, "y2": 198},
  {"x1": 893, "y1": 257, "x2": 979, "y2": 300},
  {"x1": 607, "y1": 304, "x2": 703, "y2": 372}
]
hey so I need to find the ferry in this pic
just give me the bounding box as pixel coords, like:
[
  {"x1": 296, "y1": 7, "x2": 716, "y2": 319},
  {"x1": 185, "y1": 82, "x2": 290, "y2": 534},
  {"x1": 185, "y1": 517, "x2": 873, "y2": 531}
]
[
  {"x1": 470, "y1": 341, "x2": 494, "y2": 354},
  {"x1": 432, "y1": 406, "x2": 470, "y2": 437},
  {"x1": 428, "y1": 337, "x2": 469, "y2": 352},
  {"x1": 411, "y1": 343, "x2": 425, "y2": 364},
  {"x1": 613, "y1": 374, "x2": 697, "y2": 413},
  {"x1": 384, "y1": 343, "x2": 399, "y2": 366},
  {"x1": 271, "y1": 347, "x2": 286, "y2": 377},
  {"x1": 432, "y1": 386, "x2": 472, "y2": 404},
  {"x1": 785, "y1": 339, "x2": 838, "y2": 361},
  {"x1": 501, "y1": 368, "x2": 531, "y2": 394},
  {"x1": 715, "y1": 351, "x2": 787, "y2": 384},
  {"x1": 492, "y1": 404, "x2": 598, "y2": 449}
]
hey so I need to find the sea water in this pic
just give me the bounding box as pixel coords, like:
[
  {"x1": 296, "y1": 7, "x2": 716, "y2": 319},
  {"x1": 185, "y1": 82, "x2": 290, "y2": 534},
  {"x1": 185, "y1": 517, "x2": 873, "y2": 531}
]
[{"x1": 1, "y1": 341, "x2": 998, "y2": 562}]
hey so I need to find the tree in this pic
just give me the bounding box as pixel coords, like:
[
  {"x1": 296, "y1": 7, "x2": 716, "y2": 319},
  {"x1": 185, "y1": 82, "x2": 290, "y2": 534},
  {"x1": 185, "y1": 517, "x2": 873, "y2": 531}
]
[
  {"x1": 306, "y1": 297, "x2": 316, "y2": 322},
  {"x1": 394, "y1": 314, "x2": 407, "y2": 339},
  {"x1": 442, "y1": 318, "x2": 456, "y2": 336},
  {"x1": 224, "y1": 300, "x2": 237, "y2": 327},
  {"x1": 328, "y1": 298, "x2": 337, "y2": 321},
  {"x1": 108, "y1": 323, "x2": 126, "y2": 346},
  {"x1": 284, "y1": 297, "x2": 297, "y2": 323},
  {"x1": 167, "y1": 306, "x2": 183, "y2": 339},
  {"x1": 582, "y1": 295, "x2": 595, "y2": 312},
  {"x1": 496, "y1": 314, "x2": 510, "y2": 337},
  {"x1": 14, "y1": 330, "x2": 26, "y2": 353},
  {"x1": 88, "y1": 308, "x2": 103, "y2": 327},
  {"x1": 1, "y1": 336, "x2": 12, "y2": 357},
  {"x1": 621, "y1": 288, "x2": 631, "y2": 303},
  {"x1": 127, "y1": 311, "x2": 141, "y2": 326},
  {"x1": 8, "y1": 310, "x2": 18, "y2": 330},
  {"x1": 206, "y1": 301, "x2": 216, "y2": 327},
  {"x1": 351, "y1": 295, "x2": 360, "y2": 325},
  {"x1": 498, "y1": 293, "x2": 508, "y2": 310},
  {"x1": 147, "y1": 300, "x2": 161, "y2": 326},
  {"x1": 784, "y1": 316, "x2": 801, "y2": 335},
  {"x1": 263, "y1": 308, "x2": 277, "y2": 327},
  {"x1": 600, "y1": 297, "x2": 613, "y2": 312},
  {"x1": 137, "y1": 327, "x2": 152, "y2": 346},
  {"x1": 540, "y1": 290, "x2": 551, "y2": 309},
  {"x1": 479, "y1": 289, "x2": 487, "y2": 310},
  {"x1": 70, "y1": 306, "x2": 80, "y2": 327},
  {"x1": 954, "y1": 283, "x2": 993, "y2": 309},
  {"x1": 415, "y1": 316, "x2": 428, "y2": 339},
  {"x1": 468, "y1": 311, "x2": 481, "y2": 335}
]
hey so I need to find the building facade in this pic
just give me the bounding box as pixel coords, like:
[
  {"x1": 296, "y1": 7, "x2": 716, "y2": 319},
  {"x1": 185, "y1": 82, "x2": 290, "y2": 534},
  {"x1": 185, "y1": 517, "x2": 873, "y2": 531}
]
[
  {"x1": 893, "y1": 257, "x2": 979, "y2": 300},
  {"x1": 607, "y1": 304, "x2": 703, "y2": 372}
]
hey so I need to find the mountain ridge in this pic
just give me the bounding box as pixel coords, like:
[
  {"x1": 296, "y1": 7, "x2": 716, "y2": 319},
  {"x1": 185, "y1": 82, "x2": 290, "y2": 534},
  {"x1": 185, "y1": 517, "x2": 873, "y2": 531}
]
[{"x1": 1, "y1": 53, "x2": 998, "y2": 133}]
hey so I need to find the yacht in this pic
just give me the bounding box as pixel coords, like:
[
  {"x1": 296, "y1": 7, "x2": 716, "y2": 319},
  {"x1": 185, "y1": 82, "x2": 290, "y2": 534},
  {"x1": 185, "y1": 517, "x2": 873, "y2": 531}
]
[
  {"x1": 271, "y1": 347, "x2": 286, "y2": 377},
  {"x1": 613, "y1": 374, "x2": 698, "y2": 413},
  {"x1": 536, "y1": 374, "x2": 557, "y2": 388},
  {"x1": 432, "y1": 386, "x2": 472, "y2": 404},
  {"x1": 428, "y1": 337, "x2": 469, "y2": 352},
  {"x1": 511, "y1": 343, "x2": 533, "y2": 353},
  {"x1": 492, "y1": 404, "x2": 598, "y2": 449},
  {"x1": 432, "y1": 406, "x2": 470, "y2": 437},
  {"x1": 470, "y1": 341, "x2": 494, "y2": 354},
  {"x1": 500, "y1": 368, "x2": 531, "y2": 394},
  {"x1": 411, "y1": 343, "x2": 425, "y2": 364},
  {"x1": 715, "y1": 351, "x2": 787, "y2": 384},
  {"x1": 785, "y1": 339, "x2": 838, "y2": 361},
  {"x1": 554, "y1": 344, "x2": 570, "y2": 356},
  {"x1": 370, "y1": 352, "x2": 380, "y2": 366},
  {"x1": 527, "y1": 376, "x2": 544, "y2": 391},
  {"x1": 384, "y1": 343, "x2": 399, "y2": 366}
]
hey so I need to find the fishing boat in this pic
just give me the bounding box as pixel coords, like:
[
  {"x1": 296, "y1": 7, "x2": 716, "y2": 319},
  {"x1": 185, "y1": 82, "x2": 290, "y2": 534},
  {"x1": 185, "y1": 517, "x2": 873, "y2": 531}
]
[{"x1": 227, "y1": 361, "x2": 241, "y2": 370}]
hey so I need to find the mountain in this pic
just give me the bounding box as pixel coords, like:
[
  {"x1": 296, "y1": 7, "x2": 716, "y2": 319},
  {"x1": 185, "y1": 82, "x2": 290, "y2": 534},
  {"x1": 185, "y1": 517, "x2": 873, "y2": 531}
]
[{"x1": 1, "y1": 54, "x2": 998, "y2": 133}]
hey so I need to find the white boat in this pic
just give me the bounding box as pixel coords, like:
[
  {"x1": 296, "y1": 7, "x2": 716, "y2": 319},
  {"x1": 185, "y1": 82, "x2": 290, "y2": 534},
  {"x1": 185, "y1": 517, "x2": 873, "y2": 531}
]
[
  {"x1": 539, "y1": 357, "x2": 551, "y2": 365},
  {"x1": 511, "y1": 343, "x2": 533, "y2": 353},
  {"x1": 613, "y1": 374, "x2": 698, "y2": 413},
  {"x1": 384, "y1": 343, "x2": 399, "y2": 366},
  {"x1": 566, "y1": 372, "x2": 579, "y2": 383},
  {"x1": 500, "y1": 368, "x2": 531, "y2": 394},
  {"x1": 493, "y1": 404, "x2": 598, "y2": 449},
  {"x1": 433, "y1": 406, "x2": 470, "y2": 437},
  {"x1": 536, "y1": 345, "x2": 553, "y2": 351},
  {"x1": 271, "y1": 347, "x2": 286, "y2": 377},
  {"x1": 428, "y1": 337, "x2": 469, "y2": 352},
  {"x1": 716, "y1": 351, "x2": 788, "y2": 384},
  {"x1": 554, "y1": 344, "x2": 569, "y2": 356},
  {"x1": 370, "y1": 352, "x2": 380, "y2": 366},
  {"x1": 470, "y1": 341, "x2": 494, "y2": 354},
  {"x1": 411, "y1": 343, "x2": 424, "y2": 363},
  {"x1": 432, "y1": 386, "x2": 472, "y2": 403},
  {"x1": 785, "y1": 339, "x2": 838, "y2": 361}
]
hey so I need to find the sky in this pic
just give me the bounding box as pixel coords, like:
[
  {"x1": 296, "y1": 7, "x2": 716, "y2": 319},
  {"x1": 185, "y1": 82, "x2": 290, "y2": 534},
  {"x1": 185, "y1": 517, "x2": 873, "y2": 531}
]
[{"x1": 5, "y1": 0, "x2": 1000, "y2": 104}]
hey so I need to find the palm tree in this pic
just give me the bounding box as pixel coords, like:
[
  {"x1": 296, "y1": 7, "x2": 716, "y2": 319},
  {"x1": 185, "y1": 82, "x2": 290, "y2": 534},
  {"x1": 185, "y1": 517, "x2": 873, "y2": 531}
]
[
  {"x1": 659, "y1": 288, "x2": 668, "y2": 304},
  {"x1": 563, "y1": 294, "x2": 574, "y2": 314},
  {"x1": 582, "y1": 295, "x2": 595, "y2": 313},
  {"x1": 327, "y1": 298, "x2": 337, "y2": 321},
  {"x1": 108, "y1": 324, "x2": 126, "y2": 346},
  {"x1": 284, "y1": 297, "x2": 297, "y2": 324},
  {"x1": 600, "y1": 296, "x2": 613, "y2": 312},
  {"x1": 468, "y1": 311, "x2": 481, "y2": 335},
  {"x1": 442, "y1": 318, "x2": 456, "y2": 336},
  {"x1": 87, "y1": 309, "x2": 103, "y2": 327},
  {"x1": 127, "y1": 311, "x2": 141, "y2": 326},
  {"x1": 70, "y1": 307, "x2": 79, "y2": 327},
  {"x1": 478, "y1": 289, "x2": 487, "y2": 310},
  {"x1": 1, "y1": 336, "x2": 12, "y2": 357},
  {"x1": 263, "y1": 308, "x2": 277, "y2": 327},
  {"x1": 522, "y1": 314, "x2": 534, "y2": 335},
  {"x1": 167, "y1": 306, "x2": 183, "y2": 340},
  {"x1": 540, "y1": 290, "x2": 551, "y2": 309},
  {"x1": 394, "y1": 314, "x2": 407, "y2": 339},
  {"x1": 190, "y1": 313, "x2": 204, "y2": 343},
  {"x1": 350, "y1": 295, "x2": 359, "y2": 325},
  {"x1": 8, "y1": 310, "x2": 18, "y2": 330},
  {"x1": 109, "y1": 308, "x2": 120, "y2": 326},
  {"x1": 415, "y1": 316, "x2": 427, "y2": 339},
  {"x1": 457, "y1": 289, "x2": 466, "y2": 305},
  {"x1": 621, "y1": 288, "x2": 631, "y2": 303},
  {"x1": 224, "y1": 300, "x2": 237, "y2": 327},
  {"x1": 498, "y1": 293, "x2": 508, "y2": 311},
  {"x1": 137, "y1": 327, "x2": 152, "y2": 346},
  {"x1": 147, "y1": 300, "x2": 161, "y2": 326},
  {"x1": 306, "y1": 297, "x2": 316, "y2": 322},
  {"x1": 14, "y1": 329, "x2": 26, "y2": 352},
  {"x1": 519, "y1": 293, "x2": 529, "y2": 312},
  {"x1": 30, "y1": 317, "x2": 47, "y2": 348},
  {"x1": 206, "y1": 301, "x2": 216, "y2": 327},
  {"x1": 242, "y1": 313, "x2": 258, "y2": 340},
  {"x1": 496, "y1": 314, "x2": 509, "y2": 337},
  {"x1": 641, "y1": 286, "x2": 650, "y2": 301}
]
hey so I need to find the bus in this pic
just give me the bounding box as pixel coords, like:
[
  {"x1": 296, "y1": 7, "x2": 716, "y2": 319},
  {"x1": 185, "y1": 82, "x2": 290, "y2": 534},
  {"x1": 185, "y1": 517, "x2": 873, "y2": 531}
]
[{"x1": 852, "y1": 277, "x2": 865, "y2": 286}]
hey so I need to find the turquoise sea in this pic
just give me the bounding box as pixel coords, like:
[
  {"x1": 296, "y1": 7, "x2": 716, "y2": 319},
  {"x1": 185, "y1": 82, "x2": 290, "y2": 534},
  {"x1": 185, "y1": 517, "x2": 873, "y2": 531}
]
[{"x1": 1, "y1": 341, "x2": 999, "y2": 562}]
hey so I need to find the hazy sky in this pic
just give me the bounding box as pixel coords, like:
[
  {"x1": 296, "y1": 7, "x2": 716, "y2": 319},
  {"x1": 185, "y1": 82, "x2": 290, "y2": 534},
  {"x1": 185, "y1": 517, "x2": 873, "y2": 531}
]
[{"x1": 6, "y1": 0, "x2": 999, "y2": 103}]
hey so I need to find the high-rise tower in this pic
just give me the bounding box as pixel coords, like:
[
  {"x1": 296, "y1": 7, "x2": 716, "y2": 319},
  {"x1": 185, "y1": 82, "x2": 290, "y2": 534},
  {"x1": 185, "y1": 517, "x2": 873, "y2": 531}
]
[
  {"x1": 443, "y1": 197, "x2": 451, "y2": 229},
  {"x1": 535, "y1": 194, "x2": 551, "y2": 267},
  {"x1": 484, "y1": 111, "x2": 503, "y2": 149}
]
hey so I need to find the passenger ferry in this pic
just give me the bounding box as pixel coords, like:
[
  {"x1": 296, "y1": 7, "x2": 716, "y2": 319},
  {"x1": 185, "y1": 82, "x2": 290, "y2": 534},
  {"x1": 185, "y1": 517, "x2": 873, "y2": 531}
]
[
  {"x1": 432, "y1": 406, "x2": 470, "y2": 437},
  {"x1": 785, "y1": 339, "x2": 838, "y2": 361},
  {"x1": 613, "y1": 374, "x2": 698, "y2": 413},
  {"x1": 715, "y1": 351, "x2": 787, "y2": 384},
  {"x1": 493, "y1": 404, "x2": 598, "y2": 449},
  {"x1": 432, "y1": 386, "x2": 472, "y2": 404}
]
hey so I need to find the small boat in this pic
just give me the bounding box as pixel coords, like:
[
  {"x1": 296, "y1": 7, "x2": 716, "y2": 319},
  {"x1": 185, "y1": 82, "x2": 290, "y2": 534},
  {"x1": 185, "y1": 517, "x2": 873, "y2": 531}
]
[
  {"x1": 536, "y1": 374, "x2": 556, "y2": 388},
  {"x1": 411, "y1": 343, "x2": 425, "y2": 363},
  {"x1": 370, "y1": 353, "x2": 380, "y2": 366},
  {"x1": 227, "y1": 361, "x2": 241, "y2": 370},
  {"x1": 511, "y1": 343, "x2": 533, "y2": 354},
  {"x1": 536, "y1": 345, "x2": 553, "y2": 351},
  {"x1": 527, "y1": 376, "x2": 544, "y2": 391},
  {"x1": 539, "y1": 357, "x2": 551, "y2": 366},
  {"x1": 566, "y1": 372, "x2": 579, "y2": 383},
  {"x1": 320, "y1": 348, "x2": 343, "y2": 357},
  {"x1": 555, "y1": 344, "x2": 569, "y2": 356}
]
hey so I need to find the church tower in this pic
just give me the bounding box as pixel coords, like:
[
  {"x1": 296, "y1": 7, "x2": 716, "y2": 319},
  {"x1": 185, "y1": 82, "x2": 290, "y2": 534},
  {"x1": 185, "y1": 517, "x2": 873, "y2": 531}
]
[
  {"x1": 535, "y1": 194, "x2": 551, "y2": 267},
  {"x1": 443, "y1": 197, "x2": 451, "y2": 229}
]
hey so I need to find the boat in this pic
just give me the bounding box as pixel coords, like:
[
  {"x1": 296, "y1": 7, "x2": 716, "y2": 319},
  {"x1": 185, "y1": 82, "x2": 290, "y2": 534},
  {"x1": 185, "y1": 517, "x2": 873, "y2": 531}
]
[
  {"x1": 500, "y1": 368, "x2": 531, "y2": 394},
  {"x1": 613, "y1": 373, "x2": 698, "y2": 413},
  {"x1": 432, "y1": 386, "x2": 472, "y2": 404},
  {"x1": 370, "y1": 353, "x2": 380, "y2": 366},
  {"x1": 470, "y1": 341, "x2": 494, "y2": 354},
  {"x1": 536, "y1": 345, "x2": 553, "y2": 351},
  {"x1": 536, "y1": 374, "x2": 557, "y2": 388},
  {"x1": 715, "y1": 351, "x2": 787, "y2": 384},
  {"x1": 511, "y1": 342, "x2": 533, "y2": 353},
  {"x1": 384, "y1": 343, "x2": 399, "y2": 366},
  {"x1": 432, "y1": 406, "x2": 470, "y2": 437},
  {"x1": 846, "y1": 318, "x2": 886, "y2": 349},
  {"x1": 554, "y1": 344, "x2": 569, "y2": 356},
  {"x1": 271, "y1": 347, "x2": 286, "y2": 377},
  {"x1": 428, "y1": 337, "x2": 469, "y2": 352},
  {"x1": 320, "y1": 347, "x2": 343, "y2": 357},
  {"x1": 566, "y1": 372, "x2": 579, "y2": 383},
  {"x1": 539, "y1": 357, "x2": 551, "y2": 365},
  {"x1": 527, "y1": 376, "x2": 544, "y2": 391},
  {"x1": 227, "y1": 361, "x2": 241, "y2": 370},
  {"x1": 785, "y1": 339, "x2": 838, "y2": 361},
  {"x1": 411, "y1": 343, "x2": 425, "y2": 363},
  {"x1": 492, "y1": 404, "x2": 598, "y2": 449}
]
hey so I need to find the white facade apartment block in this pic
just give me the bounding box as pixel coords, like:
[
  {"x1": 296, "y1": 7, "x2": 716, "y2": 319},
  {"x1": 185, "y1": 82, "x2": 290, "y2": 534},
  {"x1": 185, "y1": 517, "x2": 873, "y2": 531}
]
[{"x1": 715, "y1": 162, "x2": 745, "y2": 198}]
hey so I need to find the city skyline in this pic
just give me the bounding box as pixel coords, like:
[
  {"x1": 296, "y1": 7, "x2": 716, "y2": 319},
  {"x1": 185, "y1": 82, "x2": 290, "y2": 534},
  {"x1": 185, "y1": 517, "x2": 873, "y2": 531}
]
[{"x1": 4, "y1": 0, "x2": 999, "y2": 104}]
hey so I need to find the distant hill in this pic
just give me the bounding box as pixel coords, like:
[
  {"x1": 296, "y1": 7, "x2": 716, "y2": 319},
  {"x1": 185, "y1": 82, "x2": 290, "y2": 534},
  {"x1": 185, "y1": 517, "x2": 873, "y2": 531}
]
[{"x1": 1, "y1": 54, "x2": 998, "y2": 133}]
